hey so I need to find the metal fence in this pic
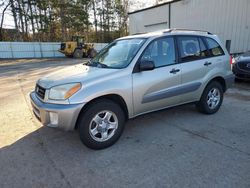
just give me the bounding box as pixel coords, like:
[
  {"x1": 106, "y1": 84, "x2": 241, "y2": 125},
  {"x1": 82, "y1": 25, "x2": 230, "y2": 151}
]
[{"x1": 0, "y1": 42, "x2": 108, "y2": 59}]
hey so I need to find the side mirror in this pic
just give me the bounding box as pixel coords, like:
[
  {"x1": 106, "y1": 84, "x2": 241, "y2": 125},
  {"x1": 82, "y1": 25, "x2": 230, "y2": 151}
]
[{"x1": 139, "y1": 60, "x2": 155, "y2": 71}]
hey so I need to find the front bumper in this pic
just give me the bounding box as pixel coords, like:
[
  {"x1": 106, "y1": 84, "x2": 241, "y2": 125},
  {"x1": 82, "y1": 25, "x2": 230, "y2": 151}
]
[
  {"x1": 232, "y1": 65, "x2": 250, "y2": 80},
  {"x1": 30, "y1": 91, "x2": 85, "y2": 131}
]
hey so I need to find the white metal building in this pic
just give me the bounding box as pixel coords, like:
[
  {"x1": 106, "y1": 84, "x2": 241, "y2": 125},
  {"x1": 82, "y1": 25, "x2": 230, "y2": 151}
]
[{"x1": 128, "y1": 0, "x2": 250, "y2": 54}]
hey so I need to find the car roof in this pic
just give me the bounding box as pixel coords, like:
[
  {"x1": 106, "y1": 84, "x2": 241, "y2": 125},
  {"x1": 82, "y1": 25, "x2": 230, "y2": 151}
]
[{"x1": 120, "y1": 29, "x2": 216, "y2": 40}]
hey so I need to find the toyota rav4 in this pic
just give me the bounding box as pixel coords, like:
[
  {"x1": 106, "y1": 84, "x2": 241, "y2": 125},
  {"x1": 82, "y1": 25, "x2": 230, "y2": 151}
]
[{"x1": 30, "y1": 29, "x2": 234, "y2": 149}]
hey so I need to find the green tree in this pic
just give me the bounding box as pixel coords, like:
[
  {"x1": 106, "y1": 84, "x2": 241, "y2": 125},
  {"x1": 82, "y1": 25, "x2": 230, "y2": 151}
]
[{"x1": 1, "y1": 0, "x2": 130, "y2": 42}]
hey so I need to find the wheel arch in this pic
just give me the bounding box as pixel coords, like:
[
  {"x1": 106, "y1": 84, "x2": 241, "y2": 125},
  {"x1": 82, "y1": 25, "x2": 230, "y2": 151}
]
[
  {"x1": 206, "y1": 76, "x2": 226, "y2": 92},
  {"x1": 75, "y1": 94, "x2": 129, "y2": 129},
  {"x1": 196, "y1": 76, "x2": 225, "y2": 114}
]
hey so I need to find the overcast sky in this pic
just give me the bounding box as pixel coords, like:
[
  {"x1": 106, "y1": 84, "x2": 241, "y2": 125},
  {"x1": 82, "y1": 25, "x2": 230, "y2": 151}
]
[{"x1": 129, "y1": 0, "x2": 156, "y2": 12}]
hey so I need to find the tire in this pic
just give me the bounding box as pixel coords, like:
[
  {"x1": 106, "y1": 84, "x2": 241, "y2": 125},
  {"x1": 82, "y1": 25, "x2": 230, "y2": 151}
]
[
  {"x1": 235, "y1": 77, "x2": 243, "y2": 82},
  {"x1": 88, "y1": 49, "x2": 97, "y2": 58},
  {"x1": 78, "y1": 99, "x2": 125, "y2": 150},
  {"x1": 196, "y1": 81, "x2": 223, "y2": 114},
  {"x1": 65, "y1": 54, "x2": 73, "y2": 58},
  {"x1": 73, "y1": 49, "x2": 83, "y2": 58}
]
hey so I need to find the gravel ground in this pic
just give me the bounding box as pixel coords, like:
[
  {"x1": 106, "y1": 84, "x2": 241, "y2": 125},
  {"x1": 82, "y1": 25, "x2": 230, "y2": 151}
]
[{"x1": 0, "y1": 58, "x2": 250, "y2": 188}]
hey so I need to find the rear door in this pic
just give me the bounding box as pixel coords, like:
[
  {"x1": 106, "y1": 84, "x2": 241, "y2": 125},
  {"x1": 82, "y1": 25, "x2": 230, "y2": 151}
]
[
  {"x1": 176, "y1": 36, "x2": 211, "y2": 102},
  {"x1": 132, "y1": 36, "x2": 181, "y2": 115},
  {"x1": 204, "y1": 37, "x2": 226, "y2": 71}
]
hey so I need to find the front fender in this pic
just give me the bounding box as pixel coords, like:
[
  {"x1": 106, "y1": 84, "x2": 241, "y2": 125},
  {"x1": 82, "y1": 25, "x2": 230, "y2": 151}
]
[{"x1": 68, "y1": 74, "x2": 134, "y2": 118}]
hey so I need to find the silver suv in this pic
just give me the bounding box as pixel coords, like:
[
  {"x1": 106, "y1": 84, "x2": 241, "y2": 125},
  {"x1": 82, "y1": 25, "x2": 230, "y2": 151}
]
[{"x1": 30, "y1": 29, "x2": 234, "y2": 149}]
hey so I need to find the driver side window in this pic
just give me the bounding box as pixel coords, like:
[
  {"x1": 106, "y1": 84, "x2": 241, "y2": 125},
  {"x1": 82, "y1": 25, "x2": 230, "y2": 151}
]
[{"x1": 141, "y1": 37, "x2": 176, "y2": 68}]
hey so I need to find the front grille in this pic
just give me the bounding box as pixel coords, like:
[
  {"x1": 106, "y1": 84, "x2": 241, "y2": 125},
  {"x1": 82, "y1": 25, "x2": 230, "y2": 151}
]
[
  {"x1": 238, "y1": 61, "x2": 250, "y2": 72},
  {"x1": 61, "y1": 43, "x2": 66, "y2": 50},
  {"x1": 36, "y1": 85, "x2": 46, "y2": 100}
]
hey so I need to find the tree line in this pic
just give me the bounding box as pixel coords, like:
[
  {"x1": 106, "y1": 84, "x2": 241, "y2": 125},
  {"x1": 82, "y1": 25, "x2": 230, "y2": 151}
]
[{"x1": 0, "y1": 0, "x2": 130, "y2": 42}]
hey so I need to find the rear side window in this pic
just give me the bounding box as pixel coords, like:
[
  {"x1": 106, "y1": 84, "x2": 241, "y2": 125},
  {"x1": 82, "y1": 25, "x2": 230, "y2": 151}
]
[
  {"x1": 205, "y1": 38, "x2": 224, "y2": 56},
  {"x1": 177, "y1": 36, "x2": 208, "y2": 62}
]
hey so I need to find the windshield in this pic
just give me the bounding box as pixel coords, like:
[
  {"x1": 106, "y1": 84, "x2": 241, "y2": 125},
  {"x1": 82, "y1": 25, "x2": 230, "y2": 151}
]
[{"x1": 88, "y1": 38, "x2": 146, "y2": 69}]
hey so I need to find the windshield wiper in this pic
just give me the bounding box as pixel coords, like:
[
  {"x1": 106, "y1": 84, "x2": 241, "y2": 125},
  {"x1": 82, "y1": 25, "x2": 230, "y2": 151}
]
[{"x1": 87, "y1": 61, "x2": 109, "y2": 68}]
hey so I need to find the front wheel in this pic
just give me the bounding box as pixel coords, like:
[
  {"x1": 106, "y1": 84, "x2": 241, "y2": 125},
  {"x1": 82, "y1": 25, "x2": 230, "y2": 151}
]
[
  {"x1": 196, "y1": 81, "x2": 223, "y2": 114},
  {"x1": 88, "y1": 49, "x2": 97, "y2": 58},
  {"x1": 78, "y1": 99, "x2": 125, "y2": 150},
  {"x1": 73, "y1": 49, "x2": 83, "y2": 58}
]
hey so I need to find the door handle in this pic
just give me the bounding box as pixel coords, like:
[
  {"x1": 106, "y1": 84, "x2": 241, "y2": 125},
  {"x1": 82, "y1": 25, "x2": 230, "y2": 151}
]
[
  {"x1": 204, "y1": 62, "x2": 212, "y2": 66},
  {"x1": 170, "y1": 68, "x2": 180, "y2": 74}
]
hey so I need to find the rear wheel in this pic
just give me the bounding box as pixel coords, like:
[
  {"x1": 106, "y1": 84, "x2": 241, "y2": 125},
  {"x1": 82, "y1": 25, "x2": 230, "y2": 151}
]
[
  {"x1": 78, "y1": 99, "x2": 125, "y2": 150},
  {"x1": 73, "y1": 49, "x2": 83, "y2": 58},
  {"x1": 196, "y1": 81, "x2": 223, "y2": 114}
]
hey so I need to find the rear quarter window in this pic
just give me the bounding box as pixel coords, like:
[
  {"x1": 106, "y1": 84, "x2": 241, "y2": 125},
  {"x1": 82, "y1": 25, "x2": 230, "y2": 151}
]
[{"x1": 205, "y1": 38, "x2": 224, "y2": 56}]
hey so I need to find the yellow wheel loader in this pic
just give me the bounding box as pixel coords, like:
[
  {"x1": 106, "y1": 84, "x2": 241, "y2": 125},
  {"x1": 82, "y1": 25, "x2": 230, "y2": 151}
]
[{"x1": 59, "y1": 36, "x2": 97, "y2": 58}]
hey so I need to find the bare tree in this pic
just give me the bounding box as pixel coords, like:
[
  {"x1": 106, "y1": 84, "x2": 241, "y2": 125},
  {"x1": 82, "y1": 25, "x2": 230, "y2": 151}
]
[
  {"x1": 27, "y1": 0, "x2": 35, "y2": 35},
  {"x1": 92, "y1": 0, "x2": 98, "y2": 36},
  {"x1": 0, "y1": 1, "x2": 11, "y2": 40},
  {"x1": 9, "y1": 0, "x2": 22, "y2": 40}
]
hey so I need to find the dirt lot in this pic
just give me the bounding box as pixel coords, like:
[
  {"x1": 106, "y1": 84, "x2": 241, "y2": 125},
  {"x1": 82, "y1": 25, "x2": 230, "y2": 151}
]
[{"x1": 0, "y1": 58, "x2": 250, "y2": 188}]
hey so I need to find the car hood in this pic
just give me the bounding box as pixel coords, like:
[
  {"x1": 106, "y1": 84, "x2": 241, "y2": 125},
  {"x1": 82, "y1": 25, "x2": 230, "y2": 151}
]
[
  {"x1": 37, "y1": 64, "x2": 120, "y2": 89},
  {"x1": 237, "y1": 56, "x2": 250, "y2": 62}
]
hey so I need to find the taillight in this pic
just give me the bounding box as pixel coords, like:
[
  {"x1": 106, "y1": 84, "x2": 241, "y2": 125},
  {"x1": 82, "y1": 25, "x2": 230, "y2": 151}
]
[{"x1": 230, "y1": 55, "x2": 233, "y2": 65}]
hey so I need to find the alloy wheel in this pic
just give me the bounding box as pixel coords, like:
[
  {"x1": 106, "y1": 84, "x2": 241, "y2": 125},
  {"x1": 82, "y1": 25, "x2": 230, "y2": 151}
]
[{"x1": 89, "y1": 110, "x2": 118, "y2": 142}]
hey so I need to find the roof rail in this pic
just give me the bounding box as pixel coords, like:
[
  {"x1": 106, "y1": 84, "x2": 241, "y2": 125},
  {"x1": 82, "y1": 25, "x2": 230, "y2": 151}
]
[
  {"x1": 132, "y1": 32, "x2": 146, "y2": 35},
  {"x1": 164, "y1": 28, "x2": 213, "y2": 35}
]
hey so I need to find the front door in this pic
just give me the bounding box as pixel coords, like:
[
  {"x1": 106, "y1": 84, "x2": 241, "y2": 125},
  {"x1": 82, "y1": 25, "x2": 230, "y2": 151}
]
[{"x1": 132, "y1": 37, "x2": 181, "y2": 116}]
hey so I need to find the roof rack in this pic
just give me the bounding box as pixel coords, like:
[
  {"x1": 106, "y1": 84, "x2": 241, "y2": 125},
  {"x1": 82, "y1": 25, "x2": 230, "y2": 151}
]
[
  {"x1": 164, "y1": 28, "x2": 213, "y2": 35},
  {"x1": 132, "y1": 32, "x2": 146, "y2": 35}
]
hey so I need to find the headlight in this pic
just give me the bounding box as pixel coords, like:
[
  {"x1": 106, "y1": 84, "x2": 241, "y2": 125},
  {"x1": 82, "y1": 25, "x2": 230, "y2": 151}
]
[{"x1": 49, "y1": 83, "x2": 81, "y2": 100}]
